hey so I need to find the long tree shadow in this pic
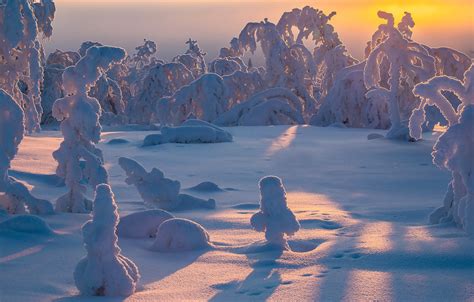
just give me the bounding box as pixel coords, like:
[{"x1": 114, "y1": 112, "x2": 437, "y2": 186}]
[{"x1": 209, "y1": 248, "x2": 283, "y2": 301}]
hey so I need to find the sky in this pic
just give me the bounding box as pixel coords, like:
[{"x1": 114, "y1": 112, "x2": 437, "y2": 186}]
[{"x1": 46, "y1": 0, "x2": 474, "y2": 60}]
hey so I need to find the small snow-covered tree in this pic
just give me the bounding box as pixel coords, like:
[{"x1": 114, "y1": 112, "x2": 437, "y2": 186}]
[
  {"x1": 53, "y1": 46, "x2": 126, "y2": 213},
  {"x1": 119, "y1": 157, "x2": 216, "y2": 211},
  {"x1": 0, "y1": 90, "x2": 53, "y2": 214},
  {"x1": 251, "y1": 176, "x2": 300, "y2": 249},
  {"x1": 0, "y1": 0, "x2": 56, "y2": 133},
  {"x1": 364, "y1": 11, "x2": 435, "y2": 139},
  {"x1": 89, "y1": 74, "x2": 126, "y2": 125},
  {"x1": 214, "y1": 88, "x2": 304, "y2": 126},
  {"x1": 158, "y1": 73, "x2": 228, "y2": 125},
  {"x1": 209, "y1": 57, "x2": 246, "y2": 76},
  {"x1": 74, "y1": 184, "x2": 140, "y2": 297},
  {"x1": 409, "y1": 64, "x2": 473, "y2": 234}
]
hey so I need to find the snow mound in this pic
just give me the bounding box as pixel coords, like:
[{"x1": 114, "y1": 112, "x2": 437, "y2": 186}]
[
  {"x1": 251, "y1": 176, "x2": 300, "y2": 249},
  {"x1": 151, "y1": 218, "x2": 211, "y2": 252},
  {"x1": 367, "y1": 133, "x2": 384, "y2": 140},
  {"x1": 74, "y1": 184, "x2": 140, "y2": 297},
  {"x1": 117, "y1": 209, "x2": 174, "y2": 238},
  {"x1": 0, "y1": 215, "x2": 53, "y2": 235},
  {"x1": 187, "y1": 181, "x2": 223, "y2": 192},
  {"x1": 106, "y1": 138, "x2": 130, "y2": 145},
  {"x1": 143, "y1": 119, "x2": 232, "y2": 146}
]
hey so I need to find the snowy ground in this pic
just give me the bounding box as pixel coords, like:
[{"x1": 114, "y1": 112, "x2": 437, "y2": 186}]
[{"x1": 1, "y1": 126, "x2": 473, "y2": 301}]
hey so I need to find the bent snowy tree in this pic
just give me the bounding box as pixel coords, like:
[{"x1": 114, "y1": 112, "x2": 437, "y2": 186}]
[
  {"x1": 53, "y1": 46, "x2": 126, "y2": 213},
  {"x1": 409, "y1": 64, "x2": 474, "y2": 235},
  {"x1": 364, "y1": 11, "x2": 435, "y2": 140},
  {"x1": 0, "y1": 90, "x2": 54, "y2": 214}
]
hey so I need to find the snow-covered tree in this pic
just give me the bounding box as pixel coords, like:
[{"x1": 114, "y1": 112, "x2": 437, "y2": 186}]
[
  {"x1": 119, "y1": 157, "x2": 216, "y2": 211},
  {"x1": 310, "y1": 62, "x2": 390, "y2": 129},
  {"x1": 0, "y1": 90, "x2": 53, "y2": 214},
  {"x1": 0, "y1": 0, "x2": 56, "y2": 133},
  {"x1": 53, "y1": 46, "x2": 126, "y2": 213},
  {"x1": 251, "y1": 176, "x2": 300, "y2": 249},
  {"x1": 364, "y1": 11, "x2": 435, "y2": 139},
  {"x1": 209, "y1": 57, "x2": 246, "y2": 76},
  {"x1": 214, "y1": 88, "x2": 305, "y2": 126},
  {"x1": 74, "y1": 184, "x2": 140, "y2": 297},
  {"x1": 46, "y1": 49, "x2": 80, "y2": 68},
  {"x1": 158, "y1": 73, "x2": 227, "y2": 125},
  {"x1": 235, "y1": 18, "x2": 317, "y2": 117},
  {"x1": 173, "y1": 39, "x2": 207, "y2": 78},
  {"x1": 223, "y1": 70, "x2": 264, "y2": 108},
  {"x1": 131, "y1": 62, "x2": 194, "y2": 124},
  {"x1": 89, "y1": 74, "x2": 126, "y2": 125},
  {"x1": 409, "y1": 64, "x2": 473, "y2": 234},
  {"x1": 276, "y1": 6, "x2": 357, "y2": 101}
]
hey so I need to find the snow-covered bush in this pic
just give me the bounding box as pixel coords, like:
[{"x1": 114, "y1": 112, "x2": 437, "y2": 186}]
[
  {"x1": 0, "y1": 0, "x2": 56, "y2": 133},
  {"x1": 117, "y1": 209, "x2": 174, "y2": 238},
  {"x1": 409, "y1": 64, "x2": 474, "y2": 234},
  {"x1": 53, "y1": 46, "x2": 126, "y2": 213},
  {"x1": 131, "y1": 62, "x2": 194, "y2": 124},
  {"x1": 214, "y1": 88, "x2": 305, "y2": 126},
  {"x1": 143, "y1": 119, "x2": 232, "y2": 146},
  {"x1": 158, "y1": 73, "x2": 227, "y2": 125},
  {"x1": 0, "y1": 90, "x2": 54, "y2": 214},
  {"x1": 364, "y1": 11, "x2": 435, "y2": 139},
  {"x1": 250, "y1": 176, "x2": 300, "y2": 248},
  {"x1": 74, "y1": 184, "x2": 140, "y2": 297},
  {"x1": 151, "y1": 218, "x2": 211, "y2": 252},
  {"x1": 118, "y1": 157, "x2": 216, "y2": 211}
]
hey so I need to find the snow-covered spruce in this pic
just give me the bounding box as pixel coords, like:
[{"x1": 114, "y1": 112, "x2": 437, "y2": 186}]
[
  {"x1": 74, "y1": 184, "x2": 140, "y2": 297},
  {"x1": 118, "y1": 157, "x2": 216, "y2": 211},
  {"x1": 143, "y1": 119, "x2": 232, "y2": 146},
  {"x1": 363, "y1": 11, "x2": 435, "y2": 140},
  {"x1": 0, "y1": 90, "x2": 54, "y2": 214},
  {"x1": 0, "y1": 0, "x2": 56, "y2": 133},
  {"x1": 409, "y1": 64, "x2": 474, "y2": 235},
  {"x1": 151, "y1": 218, "x2": 211, "y2": 252},
  {"x1": 214, "y1": 88, "x2": 304, "y2": 126},
  {"x1": 117, "y1": 209, "x2": 174, "y2": 238},
  {"x1": 250, "y1": 176, "x2": 300, "y2": 248},
  {"x1": 53, "y1": 46, "x2": 126, "y2": 213}
]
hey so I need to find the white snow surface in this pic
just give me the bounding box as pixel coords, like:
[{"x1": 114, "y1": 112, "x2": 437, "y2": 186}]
[{"x1": 1, "y1": 126, "x2": 473, "y2": 301}]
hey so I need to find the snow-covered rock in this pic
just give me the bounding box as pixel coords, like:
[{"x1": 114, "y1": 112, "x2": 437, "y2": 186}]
[
  {"x1": 74, "y1": 184, "x2": 140, "y2": 297},
  {"x1": 143, "y1": 119, "x2": 232, "y2": 146},
  {"x1": 251, "y1": 176, "x2": 300, "y2": 248},
  {"x1": 151, "y1": 218, "x2": 211, "y2": 252},
  {"x1": 117, "y1": 209, "x2": 174, "y2": 238}
]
